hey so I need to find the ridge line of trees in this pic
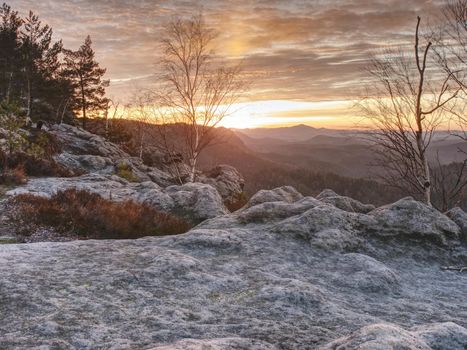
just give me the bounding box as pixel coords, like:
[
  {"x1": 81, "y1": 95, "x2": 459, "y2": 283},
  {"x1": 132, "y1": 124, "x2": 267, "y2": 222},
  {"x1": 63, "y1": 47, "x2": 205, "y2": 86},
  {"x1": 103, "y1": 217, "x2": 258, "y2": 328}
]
[{"x1": 0, "y1": 2, "x2": 108, "y2": 127}]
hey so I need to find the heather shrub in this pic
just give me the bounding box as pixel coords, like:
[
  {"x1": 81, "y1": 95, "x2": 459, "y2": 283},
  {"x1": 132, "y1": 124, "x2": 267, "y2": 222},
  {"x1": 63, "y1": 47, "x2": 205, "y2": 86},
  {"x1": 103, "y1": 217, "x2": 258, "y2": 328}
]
[
  {"x1": 116, "y1": 162, "x2": 139, "y2": 182},
  {"x1": 0, "y1": 165, "x2": 26, "y2": 185},
  {"x1": 12, "y1": 189, "x2": 192, "y2": 239},
  {"x1": 0, "y1": 150, "x2": 74, "y2": 177}
]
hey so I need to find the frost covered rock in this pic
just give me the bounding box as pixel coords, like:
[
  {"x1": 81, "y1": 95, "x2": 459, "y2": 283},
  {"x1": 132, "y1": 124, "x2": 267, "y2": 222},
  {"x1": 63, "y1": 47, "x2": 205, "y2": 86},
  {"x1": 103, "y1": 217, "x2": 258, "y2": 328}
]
[
  {"x1": 49, "y1": 124, "x2": 173, "y2": 185},
  {"x1": 336, "y1": 253, "x2": 400, "y2": 294},
  {"x1": 164, "y1": 182, "x2": 229, "y2": 222},
  {"x1": 368, "y1": 197, "x2": 460, "y2": 244},
  {"x1": 1, "y1": 194, "x2": 467, "y2": 349},
  {"x1": 317, "y1": 188, "x2": 375, "y2": 213},
  {"x1": 412, "y1": 322, "x2": 467, "y2": 350},
  {"x1": 321, "y1": 323, "x2": 432, "y2": 350},
  {"x1": 321, "y1": 322, "x2": 467, "y2": 350},
  {"x1": 49, "y1": 123, "x2": 128, "y2": 159},
  {"x1": 200, "y1": 165, "x2": 245, "y2": 204},
  {"x1": 54, "y1": 152, "x2": 113, "y2": 173},
  {"x1": 246, "y1": 186, "x2": 303, "y2": 207},
  {"x1": 446, "y1": 207, "x2": 467, "y2": 242},
  {"x1": 150, "y1": 337, "x2": 277, "y2": 350},
  {"x1": 238, "y1": 197, "x2": 320, "y2": 223},
  {"x1": 6, "y1": 176, "x2": 227, "y2": 223},
  {"x1": 272, "y1": 204, "x2": 374, "y2": 240}
]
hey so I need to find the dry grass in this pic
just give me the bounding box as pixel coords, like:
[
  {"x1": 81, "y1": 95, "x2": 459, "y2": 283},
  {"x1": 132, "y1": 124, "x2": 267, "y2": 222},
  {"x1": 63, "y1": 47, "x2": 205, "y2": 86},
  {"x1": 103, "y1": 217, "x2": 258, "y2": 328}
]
[{"x1": 12, "y1": 189, "x2": 192, "y2": 239}]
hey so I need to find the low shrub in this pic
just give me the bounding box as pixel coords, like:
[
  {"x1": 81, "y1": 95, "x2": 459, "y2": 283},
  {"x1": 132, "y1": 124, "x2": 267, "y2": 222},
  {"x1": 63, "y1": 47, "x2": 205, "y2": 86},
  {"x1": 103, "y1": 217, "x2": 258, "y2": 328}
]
[
  {"x1": 0, "y1": 165, "x2": 27, "y2": 185},
  {"x1": 0, "y1": 150, "x2": 74, "y2": 177},
  {"x1": 12, "y1": 189, "x2": 192, "y2": 239},
  {"x1": 116, "y1": 162, "x2": 139, "y2": 182},
  {"x1": 25, "y1": 130, "x2": 62, "y2": 159}
]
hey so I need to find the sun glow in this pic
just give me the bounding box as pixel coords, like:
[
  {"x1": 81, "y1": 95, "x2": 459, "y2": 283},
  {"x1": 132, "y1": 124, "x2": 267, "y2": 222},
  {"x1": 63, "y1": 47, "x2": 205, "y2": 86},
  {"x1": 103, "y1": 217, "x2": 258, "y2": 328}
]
[
  {"x1": 220, "y1": 99, "x2": 355, "y2": 129},
  {"x1": 109, "y1": 99, "x2": 357, "y2": 129}
]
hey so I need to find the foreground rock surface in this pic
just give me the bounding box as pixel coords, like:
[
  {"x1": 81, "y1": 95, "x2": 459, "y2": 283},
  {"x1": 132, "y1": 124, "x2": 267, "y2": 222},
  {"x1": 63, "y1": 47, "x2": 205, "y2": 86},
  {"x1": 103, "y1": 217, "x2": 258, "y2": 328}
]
[{"x1": 1, "y1": 187, "x2": 466, "y2": 349}]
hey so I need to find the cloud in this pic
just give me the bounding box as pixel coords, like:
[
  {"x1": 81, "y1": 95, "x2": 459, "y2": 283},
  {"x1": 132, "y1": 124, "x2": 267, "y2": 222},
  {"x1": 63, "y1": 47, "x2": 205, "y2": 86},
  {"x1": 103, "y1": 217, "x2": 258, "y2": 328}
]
[{"x1": 11, "y1": 0, "x2": 444, "y2": 103}]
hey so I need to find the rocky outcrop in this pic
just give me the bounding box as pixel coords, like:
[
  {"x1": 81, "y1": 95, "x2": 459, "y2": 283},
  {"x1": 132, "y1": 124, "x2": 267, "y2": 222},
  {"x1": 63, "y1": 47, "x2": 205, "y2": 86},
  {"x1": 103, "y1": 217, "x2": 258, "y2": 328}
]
[
  {"x1": 2, "y1": 125, "x2": 467, "y2": 349},
  {"x1": 48, "y1": 124, "x2": 173, "y2": 185},
  {"x1": 368, "y1": 197, "x2": 460, "y2": 244},
  {"x1": 49, "y1": 123, "x2": 128, "y2": 159},
  {"x1": 199, "y1": 165, "x2": 244, "y2": 204},
  {"x1": 150, "y1": 338, "x2": 276, "y2": 350},
  {"x1": 4, "y1": 124, "x2": 247, "y2": 222},
  {"x1": 317, "y1": 188, "x2": 375, "y2": 213},
  {"x1": 246, "y1": 186, "x2": 303, "y2": 207},
  {"x1": 446, "y1": 207, "x2": 467, "y2": 242},
  {"x1": 7, "y1": 174, "x2": 227, "y2": 223},
  {"x1": 0, "y1": 189, "x2": 467, "y2": 350},
  {"x1": 1, "y1": 186, "x2": 466, "y2": 349},
  {"x1": 321, "y1": 322, "x2": 467, "y2": 350}
]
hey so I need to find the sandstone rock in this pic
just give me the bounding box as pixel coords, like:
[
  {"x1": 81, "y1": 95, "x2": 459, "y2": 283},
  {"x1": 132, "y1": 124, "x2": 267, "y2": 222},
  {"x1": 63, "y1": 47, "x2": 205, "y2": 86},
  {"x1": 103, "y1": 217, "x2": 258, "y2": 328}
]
[
  {"x1": 238, "y1": 197, "x2": 320, "y2": 223},
  {"x1": 165, "y1": 182, "x2": 229, "y2": 222},
  {"x1": 49, "y1": 123, "x2": 127, "y2": 159},
  {"x1": 321, "y1": 322, "x2": 467, "y2": 350},
  {"x1": 317, "y1": 188, "x2": 375, "y2": 213},
  {"x1": 368, "y1": 197, "x2": 460, "y2": 244},
  {"x1": 446, "y1": 207, "x2": 467, "y2": 242},
  {"x1": 6, "y1": 176, "x2": 227, "y2": 223},
  {"x1": 54, "y1": 152, "x2": 114, "y2": 173},
  {"x1": 412, "y1": 322, "x2": 467, "y2": 350},
  {"x1": 272, "y1": 204, "x2": 374, "y2": 241},
  {"x1": 337, "y1": 253, "x2": 400, "y2": 294},
  {"x1": 150, "y1": 337, "x2": 277, "y2": 350},
  {"x1": 320, "y1": 323, "x2": 432, "y2": 350},
  {"x1": 1, "y1": 198, "x2": 466, "y2": 349},
  {"x1": 200, "y1": 165, "x2": 245, "y2": 205},
  {"x1": 49, "y1": 124, "x2": 173, "y2": 184},
  {"x1": 246, "y1": 186, "x2": 303, "y2": 207}
]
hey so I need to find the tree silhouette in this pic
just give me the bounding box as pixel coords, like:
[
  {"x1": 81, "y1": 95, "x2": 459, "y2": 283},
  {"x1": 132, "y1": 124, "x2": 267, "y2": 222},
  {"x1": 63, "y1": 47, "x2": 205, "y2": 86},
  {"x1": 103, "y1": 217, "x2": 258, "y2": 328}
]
[{"x1": 64, "y1": 35, "x2": 109, "y2": 129}]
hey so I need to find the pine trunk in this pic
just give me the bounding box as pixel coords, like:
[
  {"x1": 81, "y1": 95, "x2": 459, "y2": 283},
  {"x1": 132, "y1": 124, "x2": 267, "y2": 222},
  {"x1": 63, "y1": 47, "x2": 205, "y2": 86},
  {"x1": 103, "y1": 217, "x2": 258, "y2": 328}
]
[{"x1": 80, "y1": 79, "x2": 87, "y2": 129}]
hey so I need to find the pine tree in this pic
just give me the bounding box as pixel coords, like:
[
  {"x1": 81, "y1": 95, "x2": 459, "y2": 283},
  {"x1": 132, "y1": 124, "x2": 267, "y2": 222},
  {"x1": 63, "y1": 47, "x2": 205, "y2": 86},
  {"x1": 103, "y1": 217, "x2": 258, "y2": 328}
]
[
  {"x1": 0, "y1": 3, "x2": 22, "y2": 103},
  {"x1": 20, "y1": 11, "x2": 62, "y2": 119},
  {"x1": 64, "y1": 36, "x2": 109, "y2": 129}
]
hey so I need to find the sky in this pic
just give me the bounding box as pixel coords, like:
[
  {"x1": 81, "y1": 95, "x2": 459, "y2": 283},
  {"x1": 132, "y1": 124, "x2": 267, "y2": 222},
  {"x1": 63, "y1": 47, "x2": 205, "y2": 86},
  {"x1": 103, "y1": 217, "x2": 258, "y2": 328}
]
[{"x1": 11, "y1": 0, "x2": 445, "y2": 128}]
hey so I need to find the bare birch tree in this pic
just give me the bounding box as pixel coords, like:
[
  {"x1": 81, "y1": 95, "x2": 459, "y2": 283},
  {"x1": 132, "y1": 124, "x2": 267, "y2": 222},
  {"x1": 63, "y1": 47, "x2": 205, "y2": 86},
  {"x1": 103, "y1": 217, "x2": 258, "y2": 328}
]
[
  {"x1": 431, "y1": 0, "x2": 467, "y2": 140},
  {"x1": 126, "y1": 92, "x2": 154, "y2": 160},
  {"x1": 359, "y1": 16, "x2": 462, "y2": 206},
  {"x1": 154, "y1": 14, "x2": 245, "y2": 182}
]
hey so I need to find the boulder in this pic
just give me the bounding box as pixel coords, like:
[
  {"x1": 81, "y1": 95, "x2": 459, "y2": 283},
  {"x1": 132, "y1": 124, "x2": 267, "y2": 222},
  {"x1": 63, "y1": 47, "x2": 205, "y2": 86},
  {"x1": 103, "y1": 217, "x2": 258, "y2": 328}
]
[
  {"x1": 6, "y1": 176, "x2": 227, "y2": 223},
  {"x1": 412, "y1": 322, "x2": 467, "y2": 350},
  {"x1": 165, "y1": 182, "x2": 229, "y2": 222},
  {"x1": 150, "y1": 338, "x2": 277, "y2": 350},
  {"x1": 54, "y1": 152, "x2": 113, "y2": 174},
  {"x1": 320, "y1": 323, "x2": 432, "y2": 350},
  {"x1": 200, "y1": 165, "x2": 245, "y2": 205},
  {"x1": 272, "y1": 203, "x2": 374, "y2": 240},
  {"x1": 446, "y1": 207, "x2": 467, "y2": 242},
  {"x1": 368, "y1": 197, "x2": 460, "y2": 244},
  {"x1": 238, "y1": 197, "x2": 320, "y2": 223},
  {"x1": 336, "y1": 253, "x2": 400, "y2": 294},
  {"x1": 49, "y1": 124, "x2": 172, "y2": 185},
  {"x1": 321, "y1": 322, "x2": 467, "y2": 350},
  {"x1": 246, "y1": 186, "x2": 303, "y2": 208},
  {"x1": 317, "y1": 188, "x2": 375, "y2": 213},
  {"x1": 49, "y1": 123, "x2": 128, "y2": 158}
]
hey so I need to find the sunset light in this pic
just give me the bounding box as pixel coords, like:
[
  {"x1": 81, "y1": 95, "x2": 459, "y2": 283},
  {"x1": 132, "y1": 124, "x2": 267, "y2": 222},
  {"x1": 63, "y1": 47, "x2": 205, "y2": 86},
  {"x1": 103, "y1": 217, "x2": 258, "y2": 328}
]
[{"x1": 1, "y1": 1, "x2": 465, "y2": 348}]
